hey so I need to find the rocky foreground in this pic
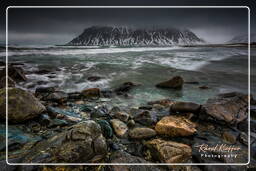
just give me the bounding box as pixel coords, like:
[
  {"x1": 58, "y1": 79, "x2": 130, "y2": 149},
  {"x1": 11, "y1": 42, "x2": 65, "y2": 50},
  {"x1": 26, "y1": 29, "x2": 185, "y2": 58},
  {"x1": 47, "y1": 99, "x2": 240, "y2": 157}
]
[{"x1": 0, "y1": 62, "x2": 256, "y2": 171}]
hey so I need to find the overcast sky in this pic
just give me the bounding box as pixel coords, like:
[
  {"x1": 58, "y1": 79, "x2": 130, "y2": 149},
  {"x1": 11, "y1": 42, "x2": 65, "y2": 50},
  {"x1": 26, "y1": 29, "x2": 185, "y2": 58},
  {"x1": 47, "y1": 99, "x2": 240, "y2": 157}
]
[{"x1": 0, "y1": 0, "x2": 255, "y2": 45}]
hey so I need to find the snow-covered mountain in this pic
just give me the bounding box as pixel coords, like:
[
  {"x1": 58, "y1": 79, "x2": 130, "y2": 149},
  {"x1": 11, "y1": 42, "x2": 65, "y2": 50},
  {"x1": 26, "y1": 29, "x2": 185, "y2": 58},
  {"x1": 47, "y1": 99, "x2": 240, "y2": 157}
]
[
  {"x1": 66, "y1": 26, "x2": 204, "y2": 46},
  {"x1": 227, "y1": 33, "x2": 256, "y2": 44}
]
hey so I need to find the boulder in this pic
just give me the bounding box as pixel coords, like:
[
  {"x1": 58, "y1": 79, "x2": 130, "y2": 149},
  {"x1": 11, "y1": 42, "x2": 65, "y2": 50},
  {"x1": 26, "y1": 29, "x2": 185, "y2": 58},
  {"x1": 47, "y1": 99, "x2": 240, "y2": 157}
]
[
  {"x1": 129, "y1": 127, "x2": 156, "y2": 139},
  {"x1": 110, "y1": 119, "x2": 128, "y2": 138},
  {"x1": 109, "y1": 151, "x2": 164, "y2": 170},
  {"x1": 156, "y1": 76, "x2": 184, "y2": 89},
  {"x1": 42, "y1": 91, "x2": 68, "y2": 103},
  {"x1": 134, "y1": 110, "x2": 157, "y2": 126},
  {"x1": 200, "y1": 92, "x2": 248, "y2": 124},
  {"x1": 81, "y1": 88, "x2": 100, "y2": 98},
  {"x1": 145, "y1": 139, "x2": 192, "y2": 163},
  {"x1": 22, "y1": 120, "x2": 107, "y2": 163},
  {"x1": 170, "y1": 101, "x2": 201, "y2": 114},
  {"x1": 155, "y1": 116, "x2": 196, "y2": 137},
  {"x1": 97, "y1": 120, "x2": 113, "y2": 138},
  {"x1": 0, "y1": 88, "x2": 45, "y2": 123},
  {"x1": 114, "y1": 82, "x2": 139, "y2": 94},
  {"x1": 0, "y1": 76, "x2": 15, "y2": 89},
  {"x1": 113, "y1": 111, "x2": 130, "y2": 122},
  {"x1": 0, "y1": 66, "x2": 27, "y2": 82}
]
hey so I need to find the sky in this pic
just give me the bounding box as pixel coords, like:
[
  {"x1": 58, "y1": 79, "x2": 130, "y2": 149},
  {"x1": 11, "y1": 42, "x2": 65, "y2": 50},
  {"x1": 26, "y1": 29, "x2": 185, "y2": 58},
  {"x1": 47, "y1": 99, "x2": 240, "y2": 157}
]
[{"x1": 0, "y1": 0, "x2": 255, "y2": 45}]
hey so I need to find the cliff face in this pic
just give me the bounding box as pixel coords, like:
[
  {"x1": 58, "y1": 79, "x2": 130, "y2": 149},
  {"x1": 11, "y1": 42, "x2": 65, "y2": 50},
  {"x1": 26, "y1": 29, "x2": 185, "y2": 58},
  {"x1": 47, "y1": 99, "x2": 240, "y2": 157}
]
[{"x1": 67, "y1": 26, "x2": 204, "y2": 46}]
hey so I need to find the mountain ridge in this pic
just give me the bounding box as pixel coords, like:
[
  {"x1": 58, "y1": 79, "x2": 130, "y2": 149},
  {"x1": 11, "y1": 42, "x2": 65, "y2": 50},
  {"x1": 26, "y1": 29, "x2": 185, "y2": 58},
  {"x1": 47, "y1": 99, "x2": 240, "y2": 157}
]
[{"x1": 66, "y1": 26, "x2": 205, "y2": 46}]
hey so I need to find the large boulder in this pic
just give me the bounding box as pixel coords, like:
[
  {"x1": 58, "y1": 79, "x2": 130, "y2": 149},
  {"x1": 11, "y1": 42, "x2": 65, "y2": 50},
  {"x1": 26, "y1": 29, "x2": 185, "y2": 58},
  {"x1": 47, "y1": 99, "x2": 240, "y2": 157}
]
[
  {"x1": 0, "y1": 66, "x2": 27, "y2": 82},
  {"x1": 156, "y1": 76, "x2": 184, "y2": 89},
  {"x1": 170, "y1": 101, "x2": 201, "y2": 114},
  {"x1": 145, "y1": 139, "x2": 192, "y2": 163},
  {"x1": 22, "y1": 120, "x2": 107, "y2": 163},
  {"x1": 155, "y1": 116, "x2": 196, "y2": 137},
  {"x1": 0, "y1": 88, "x2": 45, "y2": 123},
  {"x1": 200, "y1": 92, "x2": 249, "y2": 124}
]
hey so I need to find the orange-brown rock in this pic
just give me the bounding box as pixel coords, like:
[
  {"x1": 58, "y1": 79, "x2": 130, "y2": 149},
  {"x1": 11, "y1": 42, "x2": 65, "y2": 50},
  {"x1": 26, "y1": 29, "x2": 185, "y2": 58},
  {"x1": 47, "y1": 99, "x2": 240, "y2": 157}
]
[{"x1": 81, "y1": 88, "x2": 100, "y2": 98}]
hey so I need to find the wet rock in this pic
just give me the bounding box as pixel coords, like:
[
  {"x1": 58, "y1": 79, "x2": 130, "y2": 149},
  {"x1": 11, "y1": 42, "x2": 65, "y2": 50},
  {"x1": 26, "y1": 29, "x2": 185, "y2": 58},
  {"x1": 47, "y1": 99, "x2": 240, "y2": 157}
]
[
  {"x1": 127, "y1": 119, "x2": 136, "y2": 128},
  {"x1": 42, "y1": 91, "x2": 68, "y2": 103},
  {"x1": 113, "y1": 111, "x2": 130, "y2": 122},
  {"x1": 109, "y1": 151, "x2": 164, "y2": 170},
  {"x1": 67, "y1": 92, "x2": 83, "y2": 100},
  {"x1": 184, "y1": 81, "x2": 199, "y2": 84},
  {"x1": 81, "y1": 88, "x2": 100, "y2": 98},
  {"x1": 22, "y1": 120, "x2": 107, "y2": 163},
  {"x1": 35, "y1": 86, "x2": 56, "y2": 97},
  {"x1": 91, "y1": 104, "x2": 109, "y2": 118},
  {"x1": 239, "y1": 132, "x2": 248, "y2": 145},
  {"x1": 97, "y1": 120, "x2": 113, "y2": 138},
  {"x1": 170, "y1": 101, "x2": 201, "y2": 114},
  {"x1": 200, "y1": 92, "x2": 248, "y2": 124},
  {"x1": 0, "y1": 88, "x2": 45, "y2": 123},
  {"x1": 48, "y1": 118, "x2": 69, "y2": 128},
  {"x1": 222, "y1": 130, "x2": 239, "y2": 144},
  {"x1": 110, "y1": 119, "x2": 128, "y2": 138},
  {"x1": 0, "y1": 76, "x2": 15, "y2": 89},
  {"x1": 47, "y1": 106, "x2": 81, "y2": 122},
  {"x1": 156, "y1": 76, "x2": 184, "y2": 89},
  {"x1": 148, "y1": 98, "x2": 175, "y2": 107},
  {"x1": 199, "y1": 85, "x2": 209, "y2": 89},
  {"x1": 155, "y1": 116, "x2": 196, "y2": 137},
  {"x1": 129, "y1": 127, "x2": 156, "y2": 139},
  {"x1": 114, "y1": 82, "x2": 139, "y2": 94},
  {"x1": 101, "y1": 89, "x2": 114, "y2": 98},
  {"x1": 38, "y1": 114, "x2": 51, "y2": 126},
  {"x1": 139, "y1": 105, "x2": 153, "y2": 110},
  {"x1": 145, "y1": 138, "x2": 192, "y2": 163},
  {"x1": 87, "y1": 76, "x2": 102, "y2": 82},
  {"x1": 34, "y1": 69, "x2": 53, "y2": 75},
  {"x1": 134, "y1": 110, "x2": 157, "y2": 126},
  {"x1": 0, "y1": 65, "x2": 27, "y2": 82}
]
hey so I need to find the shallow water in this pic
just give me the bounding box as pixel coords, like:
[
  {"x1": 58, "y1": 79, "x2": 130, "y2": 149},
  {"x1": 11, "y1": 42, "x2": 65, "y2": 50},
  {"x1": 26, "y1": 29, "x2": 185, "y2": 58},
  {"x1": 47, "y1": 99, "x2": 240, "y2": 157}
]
[{"x1": 2, "y1": 46, "x2": 255, "y2": 107}]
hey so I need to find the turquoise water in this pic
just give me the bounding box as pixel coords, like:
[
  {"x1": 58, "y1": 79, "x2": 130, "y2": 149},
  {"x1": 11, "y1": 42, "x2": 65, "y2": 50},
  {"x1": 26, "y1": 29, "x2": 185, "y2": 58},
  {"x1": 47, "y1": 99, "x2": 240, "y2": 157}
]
[{"x1": 2, "y1": 46, "x2": 254, "y2": 107}]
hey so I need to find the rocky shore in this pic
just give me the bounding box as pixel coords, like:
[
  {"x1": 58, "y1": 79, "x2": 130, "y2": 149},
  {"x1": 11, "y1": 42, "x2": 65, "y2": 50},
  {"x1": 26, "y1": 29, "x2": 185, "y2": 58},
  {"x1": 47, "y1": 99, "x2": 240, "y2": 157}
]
[{"x1": 0, "y1": 62, "x2": 255, "y2": 171}]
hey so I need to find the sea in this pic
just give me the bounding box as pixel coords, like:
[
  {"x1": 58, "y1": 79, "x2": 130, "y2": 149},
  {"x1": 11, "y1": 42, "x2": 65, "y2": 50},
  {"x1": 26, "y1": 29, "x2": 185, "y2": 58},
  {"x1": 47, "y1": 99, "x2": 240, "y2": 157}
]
[{"x1": 1, "y1": 45, "x2": 255, "y2": 107}]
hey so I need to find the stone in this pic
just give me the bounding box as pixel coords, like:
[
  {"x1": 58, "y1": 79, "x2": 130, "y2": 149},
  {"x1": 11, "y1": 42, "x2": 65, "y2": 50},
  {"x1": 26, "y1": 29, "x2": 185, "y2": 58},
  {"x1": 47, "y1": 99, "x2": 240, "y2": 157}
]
[
  {"x1": 0, "y1": 76, "x2": 15, "y2": 89},
  {"x1": 148, "y1": 99, "x2": 175, "y2": 107},
  {"x1": 47, "y1": 106, "x2": 81, "y2": 122},
  {"x1": 200, "y1": 92, "x2": 248, "y2": 124},
  {"x1": 222, "y1": 130, "x2": 239, "y2": 144},
  {"x1": 97, "y1": 120, "x2": 113, "y2": 138},
  {"x1": 155, "y1": 116, "x2": 196, "y2": 137},
  {"x1": 87, "y1": 76, "x2": 102, "y2": 81},
  {"x1": 114, "y1": 82, "x2": 139, "y2": 94},
  {"x1": 81, "y1": 88, "x2": 100, "y2": 98},
  {"x1": 0, "y1": 88, "x2": 46, "y2": 123},
  {"x1": 42, "y1": 91, "x2": 68, "y2": 103},
  {"x1": 199, "y1": 85, "x2": 209, "y2": 89},
  {"x1": 22, "y1": 120, "x2": 107, "y2": 163},
  {"x1": 127, "y1": 119, "x2": 136, "y2": 128},
  {"x1": 170, "y1": 101, "x2": 201, "y2": 114},
  {"x1": 0, "y1": 66, "x2": 27, "y2": 82},
  {"x1": 145, "y1": 139, "x2": 192, "y2": 163},
  {"x1": 48, "y1": 118, "x2": 69, "y2": 128},
  {"x1": 110, "y1": 119, "x2": 128, "y2": 138},
  {"x1": 156, "y1": 76, "x2": 184, "y2": 89},
  {"x1": 134, "y1": 110, "x2": 157, "y2": 126},
  {"x1": 113, "y1": 111, "x2": 130, "y2": 122},
  {"x1": 109, "y1": 151, "x2": 164, "y2": 171},
  {"x1": 129, "y1": 127, "x2": 156, "y2": 139}
]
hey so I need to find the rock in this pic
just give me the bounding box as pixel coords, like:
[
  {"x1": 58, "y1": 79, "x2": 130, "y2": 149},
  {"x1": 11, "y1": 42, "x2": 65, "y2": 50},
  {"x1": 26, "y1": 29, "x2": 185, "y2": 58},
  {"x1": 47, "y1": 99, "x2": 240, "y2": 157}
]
[
  {"x1": 68, "y1": 92, "x2": 83, "y2": 100},
  {"x1": 87, "y1": 76, "x2": 102, "y2": 81},
  {"x1": 38, "y1": 114, "x2": 51, "y2": 126},
  {"x1": 97, "y1": 120, "x2": 113, "y2": 138},
  {"x1": 127, "y1": 119, "x2": 136, "y2": 128},
  {"x1": 156, "y1": 76, "x2": 184, "y2": 89},
  {"x1": 199, "y1": 85, "x2": 209, "y2": 89},
  {"x1": 101, "y1": 89, "x2": 114, "y2": 98},
  {"x1": 184, "y1": 81, "x2": 199, "y2": 84},
  {"x1": 145, "y1": 139, "x2": 192, "y2": 163},
  {"x1": 170, "y1": 101, "x2": 201, "y2": 114},
  {"x1": 139, "y1": 105, "x2": 153, "y2": 110},
  {"x1": 34, "y1": 69, "x2": 53, "y2": 75},
  {"x1": 114, "y1": 82, "x2": 139, "y2": 94},
  {"x1": 155, "y1": 116, "x2": 196, "y2": 137},
  {"x1": 200, "y1": 92, "x2": 248, "y2": 124},
  {"x1": 91, "y1": 104, "x2": 109, "y2": 118},
  {"x1": 113, "y1": 111, "x2": 130, "y2": 122},
  {"x1": 35, "y1": 86, "x2": 56, "y2": 97},
  {"x1": 0, "y1": 88, "x2": 46, "y2": 123},
  {"x1": 109, "y1": 151, "x2": 164, "y2": 171},
  {"x1": 0, "y1": 66, "x2": 27, "y2": 82},
  {"x1": 42, "y1": 91, "x2": 68, "y2": 103},
  {"x1": 22, "y1": 120, "x2": 107, "y2": 163},
  {"x1": 148, "y1": 99, "x2": 175, "y2": 107},
  {"x1": 239, "y1": 132, "x2": 248, "y2": 145},
  {"x1": 0, "y1": 76, "x2": 15, "y2": 88},
  {"x1": 81, "y1": 88, "x2": 100, "y2": 98},
  {"x1": 129, "y1": 127, "x2": 156, "y2": 139},
  {"x1": 47, "y1": 106, "x2": 81, "y2": 122},
  {"x1": 134, "y1": 110, "x2": 157, "y2": 126},
  {"x1": 222, "y1": 130, "x2": 239, "y2": 144},
  {"x1": 48, "y1": 118, "x2": 69, "y2": 128},
  {"x1": 110, "y1": 119, "x2": 128, "y2": 138}
]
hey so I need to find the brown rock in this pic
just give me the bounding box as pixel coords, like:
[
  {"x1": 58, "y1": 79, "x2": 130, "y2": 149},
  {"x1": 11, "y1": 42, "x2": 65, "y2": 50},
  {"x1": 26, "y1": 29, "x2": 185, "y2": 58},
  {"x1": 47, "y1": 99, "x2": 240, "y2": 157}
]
[
  {"x1": 113, "y1": 111, "x2": 130, "y2": 122},
  {"x1": 0, "y1": 76, "x2": 15, "y2": 89},
  {"x1": 148, "y1": 99, "x2": 175, "y2": 107},
  {"x1": 155, "y1": 116, "x2": 196, "y2": 137},
  {"x1": 129, "y1": 127, "x2": 156, "y2": 139},
  {"x1": 110, "y1": 119, "x2": 128, "y2": 138},
  {"x1": 145, "y1": 139, "x2": 192, "y2": 163},
  {"x1": 156, "y1": 76, "x2": 184, "y2": 89},
  {"x1": 170, "y1": 101, "x2": 201, "y2": 114},
  {"x1": 0, "y1": 88, "x2": 45, "y2": 123},
  {"x1": 82, "y1": 88, "x2": 100, "y2": 98}
]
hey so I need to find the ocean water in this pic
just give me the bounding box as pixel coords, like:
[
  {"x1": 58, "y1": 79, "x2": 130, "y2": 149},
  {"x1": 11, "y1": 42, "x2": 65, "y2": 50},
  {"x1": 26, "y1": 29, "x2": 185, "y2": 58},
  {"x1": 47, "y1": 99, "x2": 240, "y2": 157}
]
[{"x1": 1, "y1": 46, "x2": 255, "y2": 107}]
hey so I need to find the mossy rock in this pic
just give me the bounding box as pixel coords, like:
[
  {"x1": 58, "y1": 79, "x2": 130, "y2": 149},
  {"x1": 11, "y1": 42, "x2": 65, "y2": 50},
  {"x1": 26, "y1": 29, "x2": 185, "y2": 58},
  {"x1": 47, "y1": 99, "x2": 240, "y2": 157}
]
[{"x1": 0, "y1": 88, "x2": 46, "y2": 123}]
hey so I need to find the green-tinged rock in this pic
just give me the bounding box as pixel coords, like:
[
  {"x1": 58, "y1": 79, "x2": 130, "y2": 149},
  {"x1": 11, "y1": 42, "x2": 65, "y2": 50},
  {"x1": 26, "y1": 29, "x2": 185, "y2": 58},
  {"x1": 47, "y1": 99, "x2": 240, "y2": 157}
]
[
  {"x1": 110, "y1": 119, "x2": 128, "y2": 138},
  {"x1": 0, "y1": 88, "x2": 46, "y2": 123},
  {"x1": 129, "y1": 127, "x2": 156, "y2": 139},
  {"x1": 97, "y1": 120, "x2": 113, "y2": 138}
]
